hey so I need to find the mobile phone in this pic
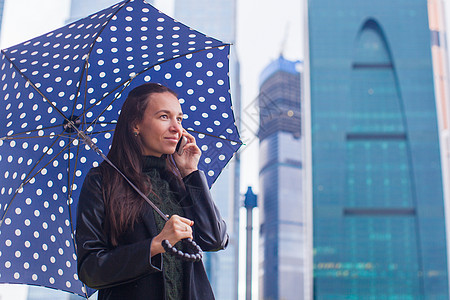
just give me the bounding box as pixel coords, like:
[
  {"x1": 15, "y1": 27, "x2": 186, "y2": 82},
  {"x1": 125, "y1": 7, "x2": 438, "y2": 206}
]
[{"x1": 175, "y1": 136, "x2": 188, "y2": 155}]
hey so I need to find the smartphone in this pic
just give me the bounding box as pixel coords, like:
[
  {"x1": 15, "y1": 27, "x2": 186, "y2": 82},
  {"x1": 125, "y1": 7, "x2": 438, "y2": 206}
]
[{"x1": 175, "y1": 136, "x2": 188, "y2": 155}]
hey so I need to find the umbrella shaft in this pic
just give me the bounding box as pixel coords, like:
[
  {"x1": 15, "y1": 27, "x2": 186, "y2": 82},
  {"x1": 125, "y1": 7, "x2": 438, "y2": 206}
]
[{"x1": 74, "y1": 125, "x2": 169, "y2": 222}]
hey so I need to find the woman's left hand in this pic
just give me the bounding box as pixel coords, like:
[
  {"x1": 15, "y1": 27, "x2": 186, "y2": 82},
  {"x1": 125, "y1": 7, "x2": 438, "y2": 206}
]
[{"x1": 174, "y1": 130, "x2": 201, "y2": 177}]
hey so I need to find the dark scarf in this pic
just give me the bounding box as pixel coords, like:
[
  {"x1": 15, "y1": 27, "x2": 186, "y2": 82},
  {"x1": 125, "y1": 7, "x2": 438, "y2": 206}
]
[{"x1": 143, "y1": 156, "x2": 185, "y2": 300}]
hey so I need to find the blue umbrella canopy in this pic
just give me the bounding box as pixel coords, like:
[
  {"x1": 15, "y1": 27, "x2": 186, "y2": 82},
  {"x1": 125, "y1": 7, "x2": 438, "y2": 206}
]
[{"x1": 0, "y1": 0, "x2": 241, "y2": 297}]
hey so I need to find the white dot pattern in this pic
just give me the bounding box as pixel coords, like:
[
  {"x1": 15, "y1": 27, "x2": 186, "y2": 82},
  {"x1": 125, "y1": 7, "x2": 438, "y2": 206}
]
[{"x1": 0, "y1": 0, "x2": 241, "y2": 297}]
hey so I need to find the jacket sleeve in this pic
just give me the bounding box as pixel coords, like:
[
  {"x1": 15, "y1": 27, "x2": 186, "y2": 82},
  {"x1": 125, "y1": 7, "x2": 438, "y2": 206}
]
[
  {"x1": 75, "y1": 168, "x2": 162, "y2": 289},
  {"x1": 183, "y1": 170, "x2": 229, "y2": 252}
]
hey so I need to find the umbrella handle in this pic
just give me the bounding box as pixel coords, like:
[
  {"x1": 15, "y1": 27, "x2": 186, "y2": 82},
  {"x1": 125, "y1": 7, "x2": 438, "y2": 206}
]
[{"x1": 161, "y1": 238, "x2": 203, "y2": 262}]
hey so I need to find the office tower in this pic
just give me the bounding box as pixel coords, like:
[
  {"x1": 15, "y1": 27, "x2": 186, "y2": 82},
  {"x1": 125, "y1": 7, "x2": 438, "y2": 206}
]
[
  {"x1": 173, "y1": 1, "x2": 241, "y2": 300},
  {"x1": 308, "y1": 0, "x2": 449, "y2": 298},
  {"x1": 429, "y1": 0, "x2": 450, "y2": 280},
  {"x1": 258, "y1": 56, "x2": 305, "y2": 300}
]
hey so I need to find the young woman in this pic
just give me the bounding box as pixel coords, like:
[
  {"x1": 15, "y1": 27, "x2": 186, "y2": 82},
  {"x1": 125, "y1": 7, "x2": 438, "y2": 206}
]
[{"x1": 75, "y1": 83, "x2": 228, "y2": 299}]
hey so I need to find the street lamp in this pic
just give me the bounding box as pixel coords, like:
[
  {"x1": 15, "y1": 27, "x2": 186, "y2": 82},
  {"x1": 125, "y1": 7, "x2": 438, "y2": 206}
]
[{"x1": 244, "y1": 186, "x2": 257, "y2": 300}]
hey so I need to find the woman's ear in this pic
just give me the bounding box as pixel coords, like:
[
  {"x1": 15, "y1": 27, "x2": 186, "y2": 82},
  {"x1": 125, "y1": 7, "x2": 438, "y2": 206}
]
[{"x1": 132, "y1": 122, "x2": 140, "y2": 135}]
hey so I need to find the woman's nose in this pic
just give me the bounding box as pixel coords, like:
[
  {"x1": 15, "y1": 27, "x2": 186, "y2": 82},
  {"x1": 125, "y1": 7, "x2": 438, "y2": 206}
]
[{"x1": 169, "y1": 120, "x2": 182, "y2": 133}]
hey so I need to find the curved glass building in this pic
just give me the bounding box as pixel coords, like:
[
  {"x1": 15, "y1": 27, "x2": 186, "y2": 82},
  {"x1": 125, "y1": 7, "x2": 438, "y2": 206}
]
[{"x1": 308, "y1": 0, "x2": 449, "y2": 298}]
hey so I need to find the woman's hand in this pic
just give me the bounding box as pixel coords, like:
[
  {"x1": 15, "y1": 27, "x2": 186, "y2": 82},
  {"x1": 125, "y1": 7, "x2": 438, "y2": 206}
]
[
  {"x1": 150, "y1": 215, "x2": 194, "y2": 256},
  {"x1": 173, "y1": 130, "x2": 201, "y2": 177}
]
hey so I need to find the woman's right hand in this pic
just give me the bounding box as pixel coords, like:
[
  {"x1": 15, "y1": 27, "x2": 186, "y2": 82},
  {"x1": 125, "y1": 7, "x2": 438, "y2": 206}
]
[{"x1": 150, "y1": 215, "x2": 194, "y2": 256}]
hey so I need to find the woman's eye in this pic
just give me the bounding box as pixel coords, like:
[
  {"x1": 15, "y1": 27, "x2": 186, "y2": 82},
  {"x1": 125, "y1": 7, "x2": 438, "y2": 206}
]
[{"x1": 160, "y1": 115, "x2": 168, "y2": 119}]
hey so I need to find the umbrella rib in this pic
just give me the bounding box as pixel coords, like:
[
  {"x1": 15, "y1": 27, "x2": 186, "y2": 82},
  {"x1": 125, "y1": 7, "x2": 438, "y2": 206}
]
[
  {"x1": 130, "y1": 43, "x2": 232, "y2": 81},
  {"x1": 0, "y1": 124, "x2": 73, "y2": 140},
  {"x1": 1, "y1": 122, "x2": 118, "y2": 141},
  {"x1": 0, "y1": 185, "x2": 23, "y2": 226},
  {"x1": 84, "y1": 127, "x2": 242, "y2": 145},
  {"x1": 63, "y1": 137, "x2": 92, "y2": 300},
  {"x1": 20, "y1": 138, "x2": 72, "y2": 189},
  {"x1": 71, "y1": 128, "x2": 169, "y2": 221},
  {"x1": 0, "y1": 1, "x2": 242, "y2": 297},
  {"x1": 2, "y1": 133, "x2": 81, "y2": 142},
  {"x1": 78, "y1": 43, "x2": 231, "y2": 131},
  {"x1": 0, "y1": 1, "x2": 132, "y2": 147},
  {"x1": 82, "y1": 80, "x2": 132, "y2": 129},
  {"x1": 0, "y1": 51, "x2": 82, "y2": 136},
  {"x1": 0, "y1": 135, "x2": 67, "y2": 225},
  {"x1": 84, "y1": 128, "x2": 115, "y2": 136},
  {"x1": 66, "y1": 137, "x2": 81, "y2": 291},
  {"x1": 71, "y1": 0, "x2": 132, "y2": 125},
  {"x1": 187, "y1": 129, "x2": 242, "y2": 144},
  {"x1": 1, "y1": 7, "x2": 234, "y2": 143}
]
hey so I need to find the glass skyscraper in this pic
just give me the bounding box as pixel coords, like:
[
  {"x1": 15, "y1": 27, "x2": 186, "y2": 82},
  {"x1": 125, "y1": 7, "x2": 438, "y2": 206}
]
[
  {"x1": 308, "y1": 0, "x2": 449, "y2": 298},
  {"x1": 429, "y1": 0, "x2": 450, "y2": 278},
  {"x1": 173, "y1": 1, "x2": 241, "y2": 300},
  {"x1": 258, "y1": 56, "x2": 306, "y2": 300}
]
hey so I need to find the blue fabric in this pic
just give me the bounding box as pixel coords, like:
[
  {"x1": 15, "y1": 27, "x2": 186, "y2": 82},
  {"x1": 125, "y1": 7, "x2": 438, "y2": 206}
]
[{"x1": 0, "y1": 0, "x2": 240, "y2": 297}]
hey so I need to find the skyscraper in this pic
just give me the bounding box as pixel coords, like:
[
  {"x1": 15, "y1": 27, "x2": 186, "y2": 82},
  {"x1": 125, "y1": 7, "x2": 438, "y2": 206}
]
[
  {"x1": 429, "y1": 0, "x2": 450, "y2": 282},
  {"x1": 258, "y1": 56, "x2": 305, "y2": 300},
  {"x1": 308, "y1": 0, "x2": 449, "y2": 298},
  {"x1": 173, "y1": 1, "x2": 241, "y2": 299}
]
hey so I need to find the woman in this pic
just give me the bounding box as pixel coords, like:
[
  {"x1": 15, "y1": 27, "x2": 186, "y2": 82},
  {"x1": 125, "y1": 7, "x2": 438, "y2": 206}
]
[{"x1": 75, "y1": 83, "x2": 228, "y2": 299}]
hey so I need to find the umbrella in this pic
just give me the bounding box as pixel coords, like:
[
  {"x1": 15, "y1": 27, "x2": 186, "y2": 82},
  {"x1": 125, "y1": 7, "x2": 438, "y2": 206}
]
[{"x1": 0, "y1": 0, "x2": 241, "y2": 298}]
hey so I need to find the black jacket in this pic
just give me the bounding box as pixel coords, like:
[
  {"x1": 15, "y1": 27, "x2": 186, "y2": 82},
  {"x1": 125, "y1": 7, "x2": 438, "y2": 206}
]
[{"x1": 75, "y1": 167, "x2": 228, "y2": 300}]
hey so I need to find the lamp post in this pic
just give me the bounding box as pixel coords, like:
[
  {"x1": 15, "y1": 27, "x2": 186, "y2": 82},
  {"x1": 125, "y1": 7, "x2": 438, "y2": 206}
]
[{"x1": 244, "y1": 186, "x2": 257, "y2": 300}]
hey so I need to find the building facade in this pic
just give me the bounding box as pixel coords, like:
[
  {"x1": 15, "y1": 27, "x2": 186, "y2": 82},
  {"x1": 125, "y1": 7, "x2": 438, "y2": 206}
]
[
  {"x1": 173, "y1": 1, "x2": 241, "y2": 300},
  {"x1": 308, "y1": 0, "x2": 449, "y2": 298},
  {"x1": 258, "y1": 56, "x2": 305, "y2": 300},
  {"x1": 429, "y1": 0, "x2": 450, "y2": 283}
]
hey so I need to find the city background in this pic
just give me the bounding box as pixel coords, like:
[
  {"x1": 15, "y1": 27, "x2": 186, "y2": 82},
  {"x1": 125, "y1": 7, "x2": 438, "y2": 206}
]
[{"x1": 0, "y1": 0, "x2": 449, "y2": 299}]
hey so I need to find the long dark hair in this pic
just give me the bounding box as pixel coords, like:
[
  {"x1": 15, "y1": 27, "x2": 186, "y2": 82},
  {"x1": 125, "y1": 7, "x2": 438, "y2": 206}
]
[{"x1": 100, "y1": 83, "x2": 182, "y2": 246}]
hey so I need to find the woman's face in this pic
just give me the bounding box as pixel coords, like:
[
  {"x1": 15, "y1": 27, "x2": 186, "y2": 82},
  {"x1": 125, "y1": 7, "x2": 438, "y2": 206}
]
[{"x1": 134, "y1": 92, "x2": 183, "y2": 157}]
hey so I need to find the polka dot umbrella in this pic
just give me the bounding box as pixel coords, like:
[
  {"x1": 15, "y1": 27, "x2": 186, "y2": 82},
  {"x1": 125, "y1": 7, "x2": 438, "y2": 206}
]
[{"x1": 0, "y1": 0, "x2": 241, "y2": 298}]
